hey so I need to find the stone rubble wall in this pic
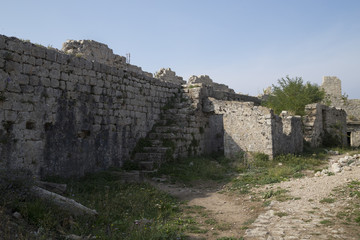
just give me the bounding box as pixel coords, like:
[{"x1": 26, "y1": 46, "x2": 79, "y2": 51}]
[
  {"x1": 0, "y1": 35, "x2": 180, "y2": 177},
  {"x1": 154, "y1": 68, "x2": 186, "y2": 85},
  {"x1": 303, "y1": 103, "x2": 347, "y2": 147},
  {"x1": 203, "y1": 98, "x2": 303, "y2": 158}
]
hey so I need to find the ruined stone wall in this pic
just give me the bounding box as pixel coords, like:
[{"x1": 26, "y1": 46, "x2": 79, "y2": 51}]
[
  {"x1": 303, "y1": 103, "x2": 347, "y2": 147},
  {"x1": 321, "y1": 76, "x2": 360, "y2": 121},
  {"x1": 0, "y1": 35, "x2": 180, "y2": 177},
  {"x1": 272, "y1": 111, "x2": 303, "y2": 156},
  {"x1": 62, "y1": 40, "x2": 153, "y2": 78},
  {"x1": 154, "y1": 68, "x2": 186, "y2": 85},
  {"x1": 204, "y1": 98, "x2": 303, "y2": 158},
  {"x1": 188, "y1": 75, "x2": 235, "y2": 93},
  {"x1": 322, "y1": 76, "x2": 342, "y2": 98},
  {"x1": 321, "y1": 76, "x2": 360, "y2": 147}
]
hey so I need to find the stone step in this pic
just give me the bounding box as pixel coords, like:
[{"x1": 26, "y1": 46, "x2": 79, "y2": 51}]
[
  {"x1": 142, "y1": 147, "x2": 170, "y2": 153},
  {"x1": 154, "y1": 126, "x2": 182, "y2": 133},
  {"x1": 134, "y1": 152, "x2": 166, "y2": 161},
  {"x1": 149, "y1": 139, "x2": 163, "y2": 147},
  {"x1": 149, "y1": 132, "x2": 177, "y2": 140},
  {"x1": 139, "y1": 161, "x2": 155, "y2": 171}
]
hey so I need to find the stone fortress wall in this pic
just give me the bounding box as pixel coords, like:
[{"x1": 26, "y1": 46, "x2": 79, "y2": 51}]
[
  {"x1": 0, "y1": 35, "x2": 182, "y2": 177},
  {"x1": 2, "y1": 34, "x2": 342, "y2": 178}
]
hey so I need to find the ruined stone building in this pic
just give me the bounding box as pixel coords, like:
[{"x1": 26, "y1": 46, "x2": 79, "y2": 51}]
[
  {"x1": 321, "y1": 76, "x2": 360, "y2": 147},
  {"x1": 0, "y1": 35, "x2": 343, "y2": 178}
]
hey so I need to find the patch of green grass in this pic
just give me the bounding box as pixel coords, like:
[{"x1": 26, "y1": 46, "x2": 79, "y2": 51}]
[
  {"x1": 216, "y1": 237, "x2": 244, "y2": 240},
  {"x1": 205, "y1": 218, "x2": 217, "y2": 225},
  {"x1": 228, "y1": 151, "x2": 328, "y2": 193},
  {"x1": 216, "y1": 222, "x2": 232, "y2": 231},
  {"x1": 275, "y1": 212, "x2": 288, "y2": 217},
  {"x1": 2, "y1": 170, "x2": 189, "y2": 239},
  {"x1": 320, "y1": 198, "x2": 336, "y2": 204},
  {"x1": 319, "y1": 219, "x2": 333, "y2": 225},
  {"x1": 154, "y1": 156, "x2": 234, "y2": 184}
]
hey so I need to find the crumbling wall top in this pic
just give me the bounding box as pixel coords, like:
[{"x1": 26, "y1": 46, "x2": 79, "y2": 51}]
[
  {"x1": 188, "y1": 75, "x2": 235, "y2": 93},
  {"x1": 61, "y1": 39, "x2": 152, "y2": 77},
  {"x1": 154, "y1": 68, "x2": 185, "y2": 85}
]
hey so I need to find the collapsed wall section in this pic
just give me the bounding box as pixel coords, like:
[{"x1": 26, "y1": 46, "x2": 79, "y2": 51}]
[
  {"x1": 0, "y1": 35, "x2": 180, "y2": 177},
  {"x1": 272, "y1": 111, "x2": 303, "y2": 156}
]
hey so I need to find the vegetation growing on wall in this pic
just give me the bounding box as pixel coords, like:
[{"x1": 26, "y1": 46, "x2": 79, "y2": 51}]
[{"x1": 263, "y1": 76, "x2": 325, "y2": 116}]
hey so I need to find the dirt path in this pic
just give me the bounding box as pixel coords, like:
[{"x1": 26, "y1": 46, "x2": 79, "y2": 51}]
[
  {"x1": 150, "y1": 153, "x2": 360, "y2": 240},
  {"x1": 245, "y1": 154, "x2": 360, "y2": 240}
]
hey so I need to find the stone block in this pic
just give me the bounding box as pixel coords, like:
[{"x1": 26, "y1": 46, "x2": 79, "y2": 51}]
[
  {"x1": 4, "y1": 110, "x2": 18, "y2": 121},
  {"x1": 67, "y1": 74, "x2": 77, "y2": 83},
  {"x1": 66, "y1": 81, "x2": 75, "y2": 91},
  {"x1": 29, "y1": 76, "x2": 40, "y2": 86},
  {"x1": 35, "y1": 58, "x2": 43, "y2": 66},
  {"x1": 23, "y1": 55, "x2": 36, "y2": 65},
  {"x1": 7, "y1": 40, "x2": 23, "y2": 53},
  {"x1": 37, "y1": 67, "x2": 49, "y2": 78},
  {"x1": 46, "y1": 49, "x2": 57, "y2": 62},
  {"x1": 5, "y1": 61, "x2": 21, "y2": 73},
  {"x1": 61, "y1": 72, "x2": 69, "y2": 81},
  {"x1": 31, "y1": 46, "x2": 46, "y2": 58},
  {"x1": 40, "y1": 77, "x2": 50, "y2": 87},
  {"x1": 49, "y1": 69, "x2": 60, "y2": 79},
  {"x1": 17, "y1": 74, "x2": 29, "y2": 85},
  {"x1": 56, "y1": 53, "x2": 70, "y2": 64},
  {"x1": 22, "y1": 64, "x2": 35, "y2": 75},
  {"x1": 50, "y1": 79, "x2": 59, "y2": 88}
]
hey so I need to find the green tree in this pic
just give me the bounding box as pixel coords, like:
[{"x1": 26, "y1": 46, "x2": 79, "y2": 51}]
[{"x1": 263, "y1": 76, "x2": 325, "y2": 116}]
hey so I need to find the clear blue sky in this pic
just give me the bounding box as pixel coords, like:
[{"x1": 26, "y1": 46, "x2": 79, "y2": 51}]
[{"x1": 1, "y1": 0, "x2": 360, "y2": 98}]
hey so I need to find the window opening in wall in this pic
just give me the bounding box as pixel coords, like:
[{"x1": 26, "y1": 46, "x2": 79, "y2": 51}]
[{"x1": 347, "y1": 132, "x2": 352, "y2": 146}]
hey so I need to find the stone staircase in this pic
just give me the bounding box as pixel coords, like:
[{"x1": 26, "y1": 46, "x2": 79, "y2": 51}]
[{"x1": 132, "y1": 87, "x2": 195, "y2": 172}]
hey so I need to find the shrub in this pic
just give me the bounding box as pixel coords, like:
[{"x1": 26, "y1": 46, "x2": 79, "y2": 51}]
[{"x1": 262, "y1": 76, "x2": 325, "y2": 116}]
